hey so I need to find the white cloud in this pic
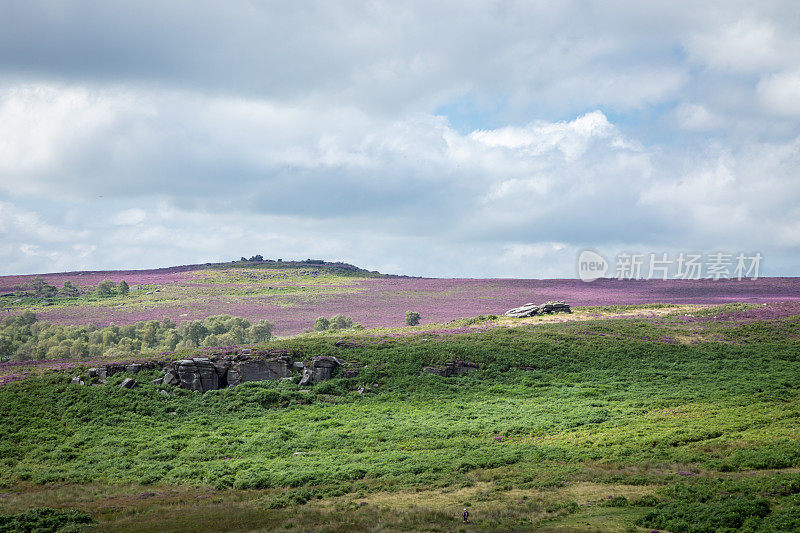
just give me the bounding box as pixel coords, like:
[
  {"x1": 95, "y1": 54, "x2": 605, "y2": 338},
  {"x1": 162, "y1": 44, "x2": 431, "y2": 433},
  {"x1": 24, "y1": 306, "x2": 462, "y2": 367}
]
[
  {"x1": 686, "y1": 18, "x2": 787, "y2": 74},
  {"x1": 758, "y1": 70, "x2": 800, "y2": 116},
  {"x1": 111, "y1": 208, "x2": 147, "y2": 226},
  {"x1": 0, "y1": 200, "x2": 83, "y2": 242},
  {"x1": 470, "y1": 111, "x2": 617, "y2": 160},
  {"x1": 0, "y1": 2, "x2": 799, "y2": 276},
  {"x1": 674, "y1": 103, "x2": 722, "y2": 131}
]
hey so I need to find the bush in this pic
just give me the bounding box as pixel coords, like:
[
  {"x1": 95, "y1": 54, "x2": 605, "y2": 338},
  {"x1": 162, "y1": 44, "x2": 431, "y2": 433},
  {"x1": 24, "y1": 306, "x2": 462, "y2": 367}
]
[
  {"x1": 758, "y1": 506, "x2": 800, "y2": 532},
  {"x1": 0, "y1": 507, "x2": 94, "y2": 532},
  {"x1": 60, "y1": 281, "x2": 80, "y2": 297},
  {"x1": 314, "y1": 317, "x2": 330, "y2": 332},
  {"x1": 600, "y1": 496, "x2": 628, "y2": 507},
  {"x1": 314, "y1": 315, "x2": 357, "y2": 331},
  {"x1": 29, "y1": 276, "x2": 57, "y2": 298},
  {"x1": 638, "y1": 497, "x2": 770, "y2": 532},
  {"x1": 118, "y1": 280, "x2": 130, "y2": 296},
  {"x1": 251, "y1": 320, "x2": 275, "y2": 342},
  {"x1": 96, "y1": 280, "x2": 116, "y2": 297},
  {"x1": 329, "y1": 315, "x2": 353, "y2": 330},
  {"x1": 406, "y1": 311, "x2": 421, "y2": 326}
]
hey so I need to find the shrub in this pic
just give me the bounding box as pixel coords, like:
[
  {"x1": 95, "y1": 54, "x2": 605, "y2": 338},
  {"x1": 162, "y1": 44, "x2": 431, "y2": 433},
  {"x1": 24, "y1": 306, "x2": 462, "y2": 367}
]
[
  {"x1": 60, "y1": 281, "x2": 80, "y2": 297},
  {"x1": 600, "y1": 495, "x2": 628, "y2": 507},
  {"x1": 118, "y1": 280, "x2": 130, "y2": 296},
  {"x1": 329, "y1": 315, "x2": 353, "y2": 330},
  {"x1": 314, "y1": 317, "x2": 330, "y2": 331},
  {"x1": 96, "y1": 280, "x2": 116, "y2": 297},
  {"x1": 0, "y1": 507, "x2": 94, "y2": 532},
  {"x1": 29, "y1": 276, "x2": 57, "y2": 298},
  {"x1": 758, "y1": 506, "x2": 800, "y2": 532},
  {"x1": 637, "y1": 497, "x2": 770, "y2": 532},
  {"x1": 251, "y1": 320, "x2": 275, "y2": 342},
  {"x1": 406, "y1": 311, "x2": 421, "y2": 326}
]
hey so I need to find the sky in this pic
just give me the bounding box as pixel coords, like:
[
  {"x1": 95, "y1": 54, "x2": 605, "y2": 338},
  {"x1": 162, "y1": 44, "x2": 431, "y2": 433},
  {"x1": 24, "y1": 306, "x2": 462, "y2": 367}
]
[{"x1": 0, "y1": 1, "x2": 799, "y2": 278}]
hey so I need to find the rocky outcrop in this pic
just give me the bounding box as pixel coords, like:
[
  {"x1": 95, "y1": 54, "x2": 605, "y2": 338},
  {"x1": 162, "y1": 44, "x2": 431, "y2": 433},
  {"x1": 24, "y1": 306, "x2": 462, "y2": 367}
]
[
  {"x1": 83, "y1": 351, "x2": 343, "y2": 394},
  {"x1": 504, "y1": 301, "x2": 571, "y2": 318},
  {"x1": 421, "y1": 360, "x2": 479, "y2": 377},
  {"x1": 237, "y1": 357, "x2": 293, "y2": 383},
  {"x1": 174, "y1": 358, "x2": 219, "y2": 392},
  {"x1": 299, "y1": 356, "x2": 343, "y2": 386},
  {"x1": 97, "y1": 363, "x2": 125, "y2": 382}
]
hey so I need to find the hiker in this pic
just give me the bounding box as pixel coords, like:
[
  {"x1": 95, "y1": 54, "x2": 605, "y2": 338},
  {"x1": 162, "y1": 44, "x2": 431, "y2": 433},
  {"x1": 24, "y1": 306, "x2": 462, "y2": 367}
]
[{"x1": 462, "y1": 508, "x2": 469, "y2": 523}]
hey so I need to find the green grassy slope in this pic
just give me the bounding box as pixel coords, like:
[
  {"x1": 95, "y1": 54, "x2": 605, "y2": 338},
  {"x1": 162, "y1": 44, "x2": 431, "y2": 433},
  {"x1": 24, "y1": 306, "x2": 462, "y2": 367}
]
[{"x1": 1, "y1": 308, "x2": 800, "y2": 531}]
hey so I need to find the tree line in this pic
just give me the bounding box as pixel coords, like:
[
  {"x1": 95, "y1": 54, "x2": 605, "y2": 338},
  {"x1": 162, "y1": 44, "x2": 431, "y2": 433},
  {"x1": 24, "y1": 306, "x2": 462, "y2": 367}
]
[
  {"x1": 0, "y1": 312, "x2": 274, "y2": 362},
  {"x1": 13, "y1": 277, "x2": 130, "y2": 299}
]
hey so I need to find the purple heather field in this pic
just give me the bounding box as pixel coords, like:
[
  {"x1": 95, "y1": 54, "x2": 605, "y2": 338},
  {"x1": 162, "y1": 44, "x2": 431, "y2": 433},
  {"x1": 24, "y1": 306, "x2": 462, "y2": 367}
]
[{"x1": 2, "y1": 266, "x2": 800, "y2": 335}]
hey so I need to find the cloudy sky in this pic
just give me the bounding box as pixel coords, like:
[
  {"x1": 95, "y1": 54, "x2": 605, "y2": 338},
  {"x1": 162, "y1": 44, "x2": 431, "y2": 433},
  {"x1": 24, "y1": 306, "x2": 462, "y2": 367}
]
[{"x1": 1, "y1": 1, "x2": 799, "y2": 277}]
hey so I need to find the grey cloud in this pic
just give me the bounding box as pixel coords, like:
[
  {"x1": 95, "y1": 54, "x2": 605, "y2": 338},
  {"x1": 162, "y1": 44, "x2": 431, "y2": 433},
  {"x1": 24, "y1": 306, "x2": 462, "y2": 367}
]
[{"x1": 0, "y1": 1, "x2": 799, "y2": 276}]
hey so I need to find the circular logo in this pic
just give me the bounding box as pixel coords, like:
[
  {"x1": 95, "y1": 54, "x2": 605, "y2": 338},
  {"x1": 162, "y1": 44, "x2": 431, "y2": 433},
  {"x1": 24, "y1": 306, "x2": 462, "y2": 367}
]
[{"x1": 577, "y1": 250, "x2": 608, "y2": 282}]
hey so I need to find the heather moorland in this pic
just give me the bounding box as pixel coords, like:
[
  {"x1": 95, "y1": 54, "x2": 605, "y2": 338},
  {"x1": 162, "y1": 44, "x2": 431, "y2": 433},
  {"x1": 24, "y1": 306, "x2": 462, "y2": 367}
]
[{"x1": 1, "y1": 261, "x2": 800, "y2": 532}]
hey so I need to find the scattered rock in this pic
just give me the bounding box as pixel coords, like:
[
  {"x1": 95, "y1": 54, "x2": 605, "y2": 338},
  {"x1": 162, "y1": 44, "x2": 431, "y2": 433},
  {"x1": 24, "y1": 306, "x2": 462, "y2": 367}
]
[
  {"x1": 310, "y1": 356, "x2": 340, "y2": 382},
  {"x1": 504, "y1": 301, "x2": 571, "y2": 318},
  {"x1": 70, "y1": 376, "x2": 85, "y2": 386},
  {"x1": 97, "y1": 363, "x2": 125, "y2": 382},
  {"x1": 119, "y1": 378, "x2": 137, "y2": 389},
  {"x1": 163, "y1": 368, "x2": 180, "y2": 386}
]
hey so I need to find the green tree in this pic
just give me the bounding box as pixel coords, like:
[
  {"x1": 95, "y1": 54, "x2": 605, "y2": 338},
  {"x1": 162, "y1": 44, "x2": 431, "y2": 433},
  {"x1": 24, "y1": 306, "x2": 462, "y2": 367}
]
[
  {"x1": 118, "y1": 280, "x2": 130, "y2": 296},
  {"x1": 314, "y1": 317, "x2": 330, "y2": 331},
  {"x1": 96, "y1": 280, "x2": 116, "y2": 297},
  {"x1": 142, "y1": 322, "x2": 158, "y2": 347},
  {"x1": 180, "y1": 321, "x2": 209, "y2": 347},
  {"x1": 30, "y1": 276, "x2": 57, "y2": 298},
  {"x1": 0, "y1": 334, "x2": 14, "y2": 362},
  {"x1": 164, "y1": 331, "x2": 181, "y2": 351},
  {"x1": 228, "y1": 325, "x2": 247, "y2": 345},
  {"x1": 60, "y1": 281, "x2": 80, "y2": 297},
  {"x1": 251, "y1": 320, "x2": 274, "y2": 342},
  {"x1": 329, "y1": 315, "x2": 353, "y2": 330},
  {"x1": 16, "y1": 311, "x2": 37, "y2": 326},
  {"x1": 405, "y1": 311, "x2": 421, "y2": 326}
]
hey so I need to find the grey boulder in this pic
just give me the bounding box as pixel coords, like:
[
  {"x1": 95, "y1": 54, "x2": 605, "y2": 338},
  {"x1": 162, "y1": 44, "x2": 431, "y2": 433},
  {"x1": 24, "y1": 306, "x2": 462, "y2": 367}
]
[
  {"x1": 119, "y1": 378, "x2": 137, "y2": 389},
  {"x1": 504, "y1": 301, "x2": 571, "y2": 318}
]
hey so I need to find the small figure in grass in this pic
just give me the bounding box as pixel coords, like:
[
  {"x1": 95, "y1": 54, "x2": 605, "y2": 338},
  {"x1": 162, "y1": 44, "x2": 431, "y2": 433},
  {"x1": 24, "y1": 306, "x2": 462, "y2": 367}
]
[{"x1": 462, "y1": 508, "x2": 469, "y2": 523}]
